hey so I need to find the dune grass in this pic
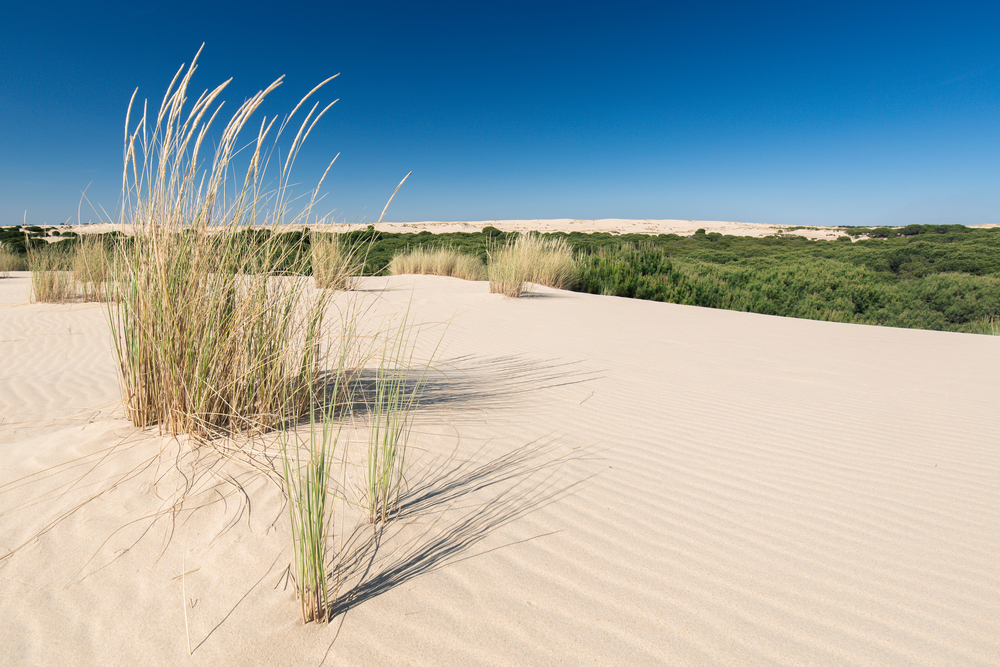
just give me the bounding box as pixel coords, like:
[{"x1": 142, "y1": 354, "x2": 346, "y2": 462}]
[
  {"x1": 73, "y1": 235, "x2": 113, "y2": 302},
  {"x1": 0, "y1": 244, "x2": 26, "y2": 276},
  {"x1": 312, "y1": 231, "x2": 365, "y2": 290},
  {"x1": 364, "y1": 310, "x2": 439, "y2": 523},
  {"x1": 388, "y1": 246, "x2": 487, "y2": 281},
  {"x1": 27, "y1": 245, "x2": 74, "y2": 303},
  {"x1": 487, "y1": 232, "x2": 578, "y2": 297},
  {"x1": 25, "y1": 234, "x2": 113, "y2": 303},
  {"x1": 107, "y1": 47, "x2": 341, "y2": 439},
  {"x1": 99, "y1": 48, "x2": 446, "y2": 624},
  {"x1": 279, "y1": 320, "x2": 356, "y2": 623}
]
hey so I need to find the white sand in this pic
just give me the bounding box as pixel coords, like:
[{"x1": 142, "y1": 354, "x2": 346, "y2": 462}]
[
  {"x1": 1, "y1": 268, "x2": 999, "y2": 666},
  {"x1": 371, "y1": 218, "x2": 855, "y2": 240},
  {"x1": 54, "y1": 218, "x2": 1000, "y2": 242}
]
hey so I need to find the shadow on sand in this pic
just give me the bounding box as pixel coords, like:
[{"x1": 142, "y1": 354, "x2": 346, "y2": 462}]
[{"x1": 326, "y1": 434, "x2": 598, "y2": 621}]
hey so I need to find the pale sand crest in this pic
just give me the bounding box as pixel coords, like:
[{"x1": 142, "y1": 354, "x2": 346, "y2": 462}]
[
  {"x1": 1, "y1": 269, "x2": 998, "y2": 665},
  {"x1": 46, "y1": 218, "x2": 1000, "y2": 242}
]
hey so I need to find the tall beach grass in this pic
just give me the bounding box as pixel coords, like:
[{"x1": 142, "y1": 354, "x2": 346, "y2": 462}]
[
  {"x1": 25, "y1": 234, "x2": 114, "y2": 303},
  {"x1": 73, "y1": 235, "x2": 113, "y2": 302},
  {"x1": 104, "y1": 48, "x2": 439, "y2": 624},
  {"x1": 108, "y1": 47, "x2": 340, "y2": 439},
  {"x1": 27, "y1": 245, "x2": 74, "y2": 302}
]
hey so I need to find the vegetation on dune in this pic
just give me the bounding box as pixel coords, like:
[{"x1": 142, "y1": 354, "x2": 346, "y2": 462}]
[
  {"x1": 487, "y1": 232, "x2": 578, "y2": 297},
  {"x1": 569, "y1": 228, "x2": 1000, "y2": 332},
  {"x1": 8, "y1": 220, "x2": 1000, "y2": 333},
  {"x1": 388, "y1": 245, "x2": 487, "y2": 281},
  {"x1": 0, "y1": 243, "x2": 27, "y2": 275},
  {"x1": 91, "y1": 50, "x2": 444, "y2": 625},
  {"x1": 312, "y1": 230, "x2": 366, "y2": 290},
  {"x1": 377, "y1": 224, "x2": 1000, "y2": 332}
]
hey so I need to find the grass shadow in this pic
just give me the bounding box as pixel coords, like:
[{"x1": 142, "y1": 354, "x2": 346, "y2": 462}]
[
  {"x1": 346, "y1": 354, "x2": 601, "y2": 416},
  {"x1": 326, "y1": 435, "x2": 597, "y2": 619}
]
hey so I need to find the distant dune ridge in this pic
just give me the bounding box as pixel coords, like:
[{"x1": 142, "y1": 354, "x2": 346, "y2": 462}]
[
  {"x1": 44, "y1": 217, "x2": 1000, "y2": 241},
  {"x1": 1, "y1": 247, "x2": 999, "y2": 664}
]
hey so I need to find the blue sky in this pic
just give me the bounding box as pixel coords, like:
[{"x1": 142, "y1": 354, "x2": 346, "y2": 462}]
[{"x1": 3, "y1": 1, "x2": 999, "y2": 227}]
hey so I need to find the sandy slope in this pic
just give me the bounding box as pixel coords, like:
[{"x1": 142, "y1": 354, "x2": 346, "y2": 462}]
[{"x1": 1, "y1": 270, "x2": 998, "y2": 666}]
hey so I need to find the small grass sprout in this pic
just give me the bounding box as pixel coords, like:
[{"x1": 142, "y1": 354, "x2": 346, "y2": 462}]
[
  {"x1": 280, "y1": 324, "x2": 356, "y2": 623},
  {"x1": 364, "y1": 308, "x2": 440, "y2": 523}
]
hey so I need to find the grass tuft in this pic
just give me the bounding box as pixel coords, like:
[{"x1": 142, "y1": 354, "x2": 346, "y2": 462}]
[
  {"x1": 389, "y1": 246, "x2": 487, "y2": 281},
  {"x1": 73, "y1": 235, "x2": 113, "y2": 302},
  {"x1": 107, "y1": 47, "x2": 340, "y2": 439},
  {"x1": 27, "y1": 245, "x2": 74, "y2": 303},
  {"x1": 0, "y1": 244, "x2": 26, "y2": 276},
  {"x1": 279, "y1": 324, "x2": 356, "y2": 623},
  {"x1": 487, "y1": 232, "x2": 578, "y2": 297},
  {"x1": 312, "y1": 231, "x2": 364, "y2": 290},
  {"x1": 364, "y1": 309, "x2": 438, "y2": 523}
]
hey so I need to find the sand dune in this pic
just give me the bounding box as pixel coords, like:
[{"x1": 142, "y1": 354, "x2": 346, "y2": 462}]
[
  {"x1": 45, "y1": 217, "x2": 1000, "y2": 244},
  {"x1": 1, "y1": 270, "x2": 998, "y2": 665}
]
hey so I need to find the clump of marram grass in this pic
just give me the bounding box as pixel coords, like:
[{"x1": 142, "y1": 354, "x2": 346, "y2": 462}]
[
  {"x1": 25, "y1": 235, "x2": 113, "y2": 302},
  {"x1": 388, "y1": 246, "x2": 487, "y2": 281},
  {"x1": 487, "y1": 232, "x2": 578, "y2": 297},
  {"x1": 312, "y1": 231, "x2": 364, "y2": 290},
  {"x1": 73, "y1": 235, "x2": 113, "y2": 302},
  {"x1": 0, "y1": 244, "x2": 26, "y2": 276},
  {"x1": 27, "y1": 244, "x2": 75, "y2": 303},
  {"x1": 107, "y1": 48, "x2": 431, "y2": 625},
  {"x1": 108, "y1": 47, "x2": 341, "y2": 439}
]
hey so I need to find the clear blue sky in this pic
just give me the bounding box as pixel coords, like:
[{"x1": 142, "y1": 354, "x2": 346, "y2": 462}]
[{"x1": 3, "y1": 1, "x2": 999, "y2": 227}]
